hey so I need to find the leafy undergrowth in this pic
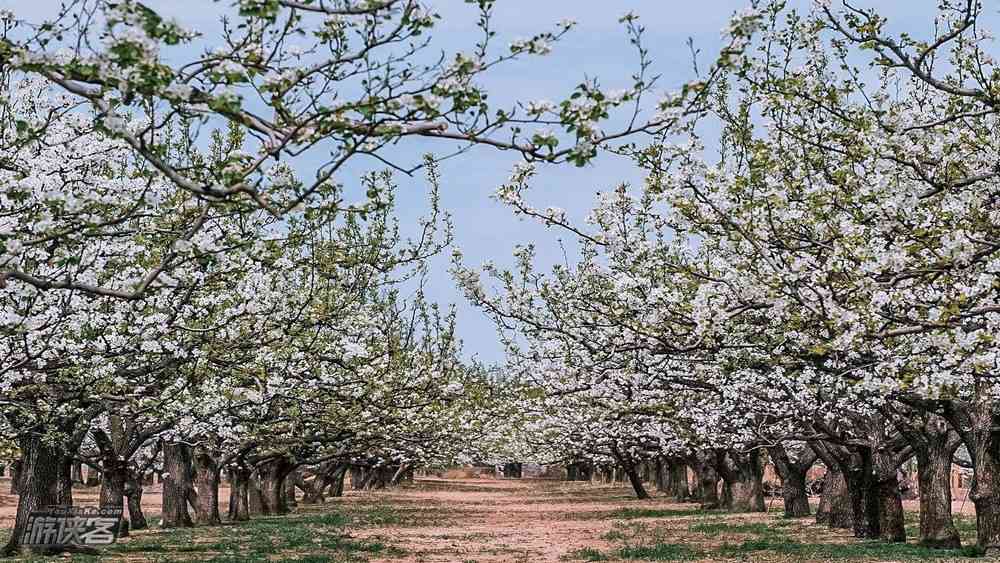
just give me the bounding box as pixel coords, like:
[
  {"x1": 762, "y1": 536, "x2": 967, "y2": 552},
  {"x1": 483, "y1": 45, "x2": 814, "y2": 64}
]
[
  {"x1": 0, "y1": 503, "x2": 411, "y2": 563},
  {"x1": 564, "y1": 511, "x2": 989, "y2": 562}
]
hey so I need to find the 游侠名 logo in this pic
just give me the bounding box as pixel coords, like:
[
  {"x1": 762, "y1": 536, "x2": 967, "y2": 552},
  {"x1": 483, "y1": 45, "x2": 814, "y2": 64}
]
[{"x1": 21, "y1": 506, "x2": 123, "y2": 548}]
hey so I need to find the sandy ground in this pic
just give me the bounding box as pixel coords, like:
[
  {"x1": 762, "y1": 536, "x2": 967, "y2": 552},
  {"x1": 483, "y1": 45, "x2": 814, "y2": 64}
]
[{"x1": 350, "y1": 478, "x2": 642, "y2": 562}]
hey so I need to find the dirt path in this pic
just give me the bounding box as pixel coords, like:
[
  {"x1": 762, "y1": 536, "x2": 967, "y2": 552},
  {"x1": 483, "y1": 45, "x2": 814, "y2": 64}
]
[{"x1": 338, "y1": 478, "x2": 638, "y2": 562}]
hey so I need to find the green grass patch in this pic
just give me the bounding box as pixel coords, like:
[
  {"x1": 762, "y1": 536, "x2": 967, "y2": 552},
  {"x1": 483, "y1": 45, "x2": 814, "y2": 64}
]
[
  {"x1": 955, "y1": 514, "x2": 979, "y2": 539},
  {"x1": 33, "y1": 508, "x2": 405, "y2": 563},
  {"x1": 688, "y1": 519, "x2": 788, "y2": 536},
  {"x1": 563, "y1": 547, "x2": 611, "y2": 561},
  {"x1": 617, "y1": 543, "x2": 701, "y2": 561},
  {"x1": 717, "y1": 535, "x2": 987, "y2": 560}
]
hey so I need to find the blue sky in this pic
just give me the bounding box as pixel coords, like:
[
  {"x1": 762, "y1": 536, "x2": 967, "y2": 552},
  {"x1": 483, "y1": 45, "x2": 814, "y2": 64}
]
[
  {"x1": 379, "y1": 0, "x2": 931, "y2": 364},
  {"x1": 371, "y1": 0, "x2": 752, "y2": 363},
  {"x1": 2, "y1": 0, "x2": 967, "y2": 363}
]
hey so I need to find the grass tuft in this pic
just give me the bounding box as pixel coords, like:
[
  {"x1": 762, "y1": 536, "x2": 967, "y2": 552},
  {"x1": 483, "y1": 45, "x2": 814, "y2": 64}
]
[
  {"x1": 564, "y1": 547, "x2": 611, "y2": 561},
  {"x1": 617, "y1": 542, "x2": 701, "y2": 561}
]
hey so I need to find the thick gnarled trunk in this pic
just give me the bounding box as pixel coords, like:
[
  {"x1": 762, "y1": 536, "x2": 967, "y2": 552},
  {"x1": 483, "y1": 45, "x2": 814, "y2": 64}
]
[
  {"x1": 99, "y1": 459, "x2": 130, "y2": 537},
  {"x1": 768, "y1": 445, "x2": 814, "y2": 518},
  {"x1": 125, "y1": 474, "x2": 147, "y2": 530},
  {"x1": 300, "y1": 464, "x2": 348, "y2": 504},
  {"x1": 915, "y1": 436, "x2": 960, "y2": 548},
  {"x1": 227, "y1": 466, "x2": 251, "y2": 521},
  {"x1": 688, "y1": 451, "x2": 721, "y2": 510},
  {"x1": 330, "y1": 465, "x2": 347, "y2": 497},
  {"x1": 258, "y1": 457, "x2": 295, "y2": 515},
  {"x1": 873, "y1": 449, "x2": 905, "y2": 543},
  {"x1": 842, "y1": 450, "x2": 880, "y2": 539},
  {"x1": 718, "y1": 449, "x2": 765, "y2": 513},
  {"x1": 10, "y1": 459, "x2": 22, "y2": 495},
  {"x1": 670, "y1": 462, "x2": 691, "y2": 501},
  {"x1": 963, "y1": 396, "x2": 1000, "y2": 553},
  {"x1": 350, "y1": 466, "x2": 366, "y2": 490},
  {"x1": 811, "y1": 440, "x2": 877, "y2": 538},
  {"x1": 161, "y1": 442, "x2": 195, "y2": 528},
  {"x1": 248, "y1": 469, "x2": 267, "y2": 515},
  {"x1": 816, "y1": 466, "x2": 853, "y2": 529},
  {"x1": 2, "y1": 437, "x2": 67, "y2": 556},
  {"x1": 284, "y1": 469, "x2": 298, "y2": 507},
  {"x1": 192, "y1": 447, "x2": 221, "y2": 526},
  {"x1": 900, "y1": 411, "x2": 963, "y2": 549}
]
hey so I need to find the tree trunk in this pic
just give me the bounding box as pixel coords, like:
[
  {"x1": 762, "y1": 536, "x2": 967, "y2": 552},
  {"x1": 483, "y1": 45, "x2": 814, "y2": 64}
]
[
  {"x1": 284, "y1": 469, "x2": 298, "y2": 507},
  {"x1": 781, "y1": 467, "x2": 812, "y2": 518},
  {"x1": 720, "y1": 479, "x2": 733, "y2": 509},
  {"x1": 350, "y1": 466, "x2": 366, "y2": 490},
  {"x1": 811, "y1": 440, "x2": 877, "y2": 537},
  {"x1": 670, "y1": 463, "x2": 691, "y2": 501},
  {"x1": 249, "y1": 469, "x2": 267, "y2": 515},
  {"x1": 653, "y1": 458, "x2": 668, "y2": 492},
  {"x1": 719, "y1": 450, "x2": 766, "y2": 512},
  {"x1": 125, "y1": 474, "x2": 147, "y2": 530},
  {"x1": 566, "y1": 461, "x2": 592, "y2": 482},
  {"x1": 191, "y1": 447, "x2": 221, "y2": 526},
  {"x1": 100, "y1": 459, "x2": 130, "y2": 537},
  {"x1": 330, "y1": 465, "x2": 347, "y2": 497},
  {"x1": 56, "y1": 454, "x2": 73, "y2": 506},
  {"x1": 161, "y1": 442, "x2": 195, "y2": 528},
  {"x1": 71, "y1": 461, "x2": 84, "y2": 484},
  {"x1": 299, "y1": 471, "x2": 326, "y2": 505},
  {"x1": 873, "y1": 448, "x2": 906, "y2": 543},
  {"x1": 612, "y1": 445, "x2": 649, "y2": 500},
  {"x1": 641, "y1": 461, "x2": 652, "y2": 484},
  {"x1": 84, "y1": 465, "x2": 100, "y2": 488},
  {"x1": 768, "y1": 445, "x2": 812, "y2": 518},
  {"x1": 902, "y1": 413, "x2": 962, "y2": 549},
  {"x1": 915, "y1": 443, "x2": 960, "y2": 548},
  {"x1": 390, "y1": 464, "x2": 411, "y2": 486},
  {"x1": 2, "y1": 436, "x2": 66, "y2": 556},
  {"x1": 359, "y1": 467, "x2": 378, "y2": 489},
  {"x1": 227, "y1": 466, "x2": 251, "y2": 521},
  {"x1": 961, "y1": 395, "x2": 1000, "y2": 553},
  {"x1": 380, "y1": 466, "x2": 395, "y2": 488},
  {"x1": 841, "y1": 449, "x2": 880, "y2": 539},
  {"x1": 258, "y1": 458, "x2": 294, "y2": 515},
  {"x1": 622, "y1": 464, "x2": 649, "y2": 500},
  {"x1": 9, "y1": 459, "x2": 21, "y2": 495},
  {"x1": 816, "y1": 466, "x2": 853, "y2": 529},
  {"x1": 502, "y1": 462, "x2": 522, "y2": 479},
  {"x1": 365, "y1": 467, "x2": 382, "y2": 490},
  {"x1": 688, "y1": 452, "x2": 721, "y2": 510}
]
